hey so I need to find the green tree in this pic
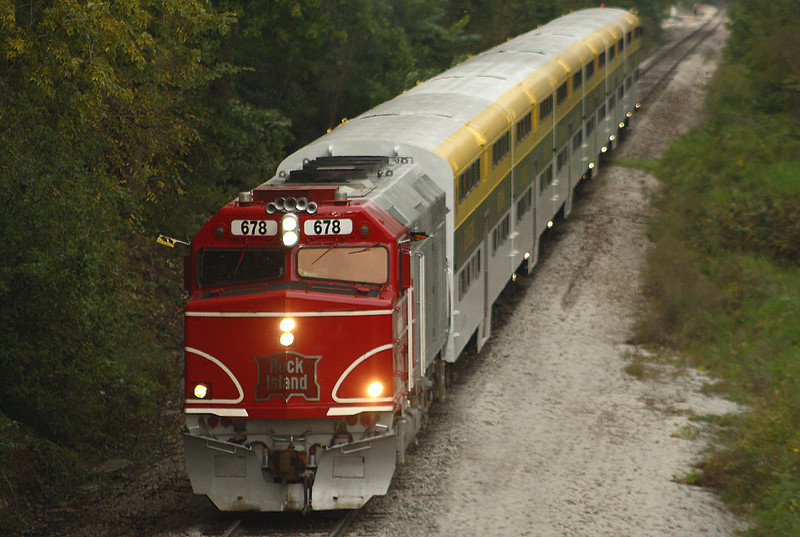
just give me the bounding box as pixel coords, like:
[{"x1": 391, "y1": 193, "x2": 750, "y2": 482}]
[
  {"x1": 0, "y1": 0, "x2": 235, "y2": 448},
  {"x1": 439, "y1": 0, "x2": 670, "y2": 63},
  {"x1": 211, "y1": 0, "x2": 422, "y2": 146},
  {"x1": 442, "y1": 0, "x2": 559, "y2": 51},
  {"x1": 726, "y1": 0, "x2": 800, "y2": 116}
]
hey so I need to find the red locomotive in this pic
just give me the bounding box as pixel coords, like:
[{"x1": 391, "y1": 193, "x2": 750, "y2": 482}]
[{"x1": 183, "y1": 158, "x2": 442, "y2": 511}]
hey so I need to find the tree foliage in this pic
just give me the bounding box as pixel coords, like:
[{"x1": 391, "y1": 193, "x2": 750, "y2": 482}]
[
  {"x1": 210, "y1": 0, "x2": 422, "y2": 146},
  {"x1": 726, "y1": 0, "x2": 800, "y2": 116},
  {"x1": 0, "y1": 0, "x2": 236, "y2": 447}
]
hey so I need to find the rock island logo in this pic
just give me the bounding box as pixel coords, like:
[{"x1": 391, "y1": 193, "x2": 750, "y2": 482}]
[{"x1": 253, "y1": 352, "x2": 321, "y2": 401}]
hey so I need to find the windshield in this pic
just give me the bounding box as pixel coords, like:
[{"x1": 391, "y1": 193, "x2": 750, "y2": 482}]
[
  {"x1": 197, "y1": 247, "x2": 284, "y2": 288},
  {"x1": 297, "y1": 245, "x2": 388, "y2": 285}
]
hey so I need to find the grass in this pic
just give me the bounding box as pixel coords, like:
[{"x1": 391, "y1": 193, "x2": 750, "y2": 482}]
[
  {"x1": 623, "y1": 351, "x2": 662, "y2": 381},
  {"x1": 632, "y1": 62, "x2": 800, "y2": 535},
  {"x1": 671, "y1": 424, "x2": 702, "y2": 440}
]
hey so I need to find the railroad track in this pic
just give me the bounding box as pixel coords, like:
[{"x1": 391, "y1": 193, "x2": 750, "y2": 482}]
[
  {"x1": 638, "y1": 6, "x2": 726, "y2": 103},
  {"x1": 205, "y1": 509, "x2": 359, "y2": 537}
]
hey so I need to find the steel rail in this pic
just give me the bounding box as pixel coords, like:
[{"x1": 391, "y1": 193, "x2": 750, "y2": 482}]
[
  {"x1": 328, "y1": 509, "x2": 358, "y2": 537},
  {"x1": 221, "y1": 517, "x2": 242, "y2": 537},
  {"x1": 209, "y1": 509, "x2": 358, "y2": 537},
  {"x1": 639, "y1": 8, "x2": 726, "y2": 104}
]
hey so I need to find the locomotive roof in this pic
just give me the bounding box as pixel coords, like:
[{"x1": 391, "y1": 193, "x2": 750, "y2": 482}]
[{"x1": 270, "y1": 7, "x2": 637, "y2": 181}]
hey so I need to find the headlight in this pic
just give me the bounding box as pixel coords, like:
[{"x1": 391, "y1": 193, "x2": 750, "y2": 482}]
[
  {"x1": 367, "y1": 382, "x2": 384, "y2": 398},
  {"x1": 332, "y1": 346, "x2": 393, "y2": 402},
  {"x1": 279, "y1": 318, "x2": 296, "y2": 332},
  {"x1": 281, "y1": 213, "x2": 300, "y2": 247},
  {"x1": 282, "y1": 230, "x2": 299, "y2": 247},
  {"x1": 193, "y1": 383, "x2": 210, "y2": 399},
  {"x1": 279, "y1": 317, "x2": 296, "y2": 347},
  {"x1": 280, "y1": 332, "x2": 295, "y2": 347}
]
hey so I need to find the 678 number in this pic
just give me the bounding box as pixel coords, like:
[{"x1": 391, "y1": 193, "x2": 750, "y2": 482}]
[
  {"x1": 313, "y1": 220, "x2": 341, "y2": 234},
  {"x1": 241, "y1": 220, "x2": 269, "y2": 235}
]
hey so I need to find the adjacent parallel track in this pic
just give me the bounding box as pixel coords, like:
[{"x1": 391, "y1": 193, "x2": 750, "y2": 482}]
[{"x1": 638, "y1": 7, "x2": 726, "y2": 103}]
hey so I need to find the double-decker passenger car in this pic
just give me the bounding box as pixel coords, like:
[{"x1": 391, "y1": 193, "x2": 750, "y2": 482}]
[{"x1": 183, "y1": 7, "x2": 641, "y2": 512}]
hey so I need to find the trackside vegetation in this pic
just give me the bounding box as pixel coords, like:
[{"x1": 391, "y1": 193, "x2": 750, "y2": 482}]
[
  {"x1": 0, "y1": 0, "x2": 668, "y2": 533},
  {"x1": 634, "y1": 1, "x2": 800, "y2": 535}
]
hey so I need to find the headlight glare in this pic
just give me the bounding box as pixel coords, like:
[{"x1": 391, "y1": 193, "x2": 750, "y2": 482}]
[
  {"x1": 281, "y1": 213, "x2": 298, "y2": 231},
  {"x1": 193, "y1": 383, "x2": 210, "y2": 399},
  {"x1": 367, "y1": 382, "x2": 384, "y2": 398},
  {"x1": 282, "y1": 230, "x2": 299, "y2": 247},
  {"x1": 280, "y1": 332, "x2": 295, "y2": 347},
  {"x1": 279, "y1": 318, "x2": 296, "y2": 333},
  {"x1": 281, "y1": 214, "x2": 300, "y2": 247}
]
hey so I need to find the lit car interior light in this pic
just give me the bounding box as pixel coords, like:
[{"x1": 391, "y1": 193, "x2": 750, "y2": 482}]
[
  {"x1": 193, "y1": 383, "x2": 210, "y2": 399},
  {"x1": 367, "y1": 382, "x2": 384, "y2": 398}
]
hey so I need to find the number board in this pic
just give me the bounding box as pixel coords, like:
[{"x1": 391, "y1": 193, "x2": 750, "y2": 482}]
[
  {"x1": 304, "y1": 219, "x2": 353, "y2": 236},
  {"x1": 231, "y1": 219, "x2": 279, "y2": 236}
]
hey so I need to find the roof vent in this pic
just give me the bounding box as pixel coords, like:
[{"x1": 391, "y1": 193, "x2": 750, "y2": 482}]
[{"x1": 287, "y1": 156, "x2": 391, "y2": 183}]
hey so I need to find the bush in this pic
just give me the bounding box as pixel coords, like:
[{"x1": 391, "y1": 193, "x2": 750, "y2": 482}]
[
  {"x1": 639, "y1": 54, "x2": 800, "y2": 536},
  {"x1": 636, "y1": 234, "x2": 719, "y2": 346},
  {"x1": 0, "y1": 414, "x2": 82, "y2": 535}
]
